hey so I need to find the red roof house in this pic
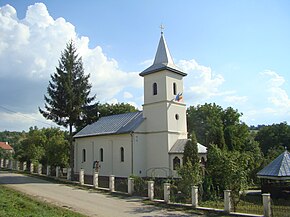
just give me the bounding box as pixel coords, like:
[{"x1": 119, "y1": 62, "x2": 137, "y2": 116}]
[{"x1": 0, "y1": 142, "x2": 13, "y2": 151}]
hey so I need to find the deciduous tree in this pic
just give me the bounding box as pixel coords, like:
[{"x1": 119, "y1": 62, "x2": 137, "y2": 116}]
[
  {"x1": 187, "y1": 103, "x2": 249, "y2": 151},
  {"x1": 255, "y1": 122, "x2": 290, "y2": 155}
]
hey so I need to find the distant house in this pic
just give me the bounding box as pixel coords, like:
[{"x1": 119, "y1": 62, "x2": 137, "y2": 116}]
[{"x1": 0, "y1": 141, "x2": 14, "y2": 154}]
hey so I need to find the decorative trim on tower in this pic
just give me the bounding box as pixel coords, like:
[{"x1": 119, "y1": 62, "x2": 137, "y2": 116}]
[{"x1": 140, "y1": 32, "x2": 187, "y2": 77}]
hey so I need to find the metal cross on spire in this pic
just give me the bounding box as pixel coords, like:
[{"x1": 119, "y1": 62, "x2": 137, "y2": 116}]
[{"x1": 160, "y1": 24, "x2": 165, "y2": 34}]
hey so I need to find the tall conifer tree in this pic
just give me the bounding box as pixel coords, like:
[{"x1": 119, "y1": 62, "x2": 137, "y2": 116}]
[
  {"x1": 183, "y1": 131, "x2": 199, "y2": 166},
  {"x1": 39, "y1": 40, "x2": 95, "y2": 170}
]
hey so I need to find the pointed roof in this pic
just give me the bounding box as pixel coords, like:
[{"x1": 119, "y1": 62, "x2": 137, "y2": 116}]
[
  {"x1": 74, "y1": 111, "x2": 144, "y2": 138},
  {"x1": 257, "y1": 150, "x2": 290, "y2": 180},
  {"x1": 0, "y1": 142, "x2": 13, "y2": 150},
  {"x1": 140, "y1": 32, "x2": 187, "y2": 77}
]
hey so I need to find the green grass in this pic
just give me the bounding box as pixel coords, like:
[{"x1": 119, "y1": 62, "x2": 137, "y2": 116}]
[{"x1": 0, "y1": 185, "x2": 86, "y2": 217}]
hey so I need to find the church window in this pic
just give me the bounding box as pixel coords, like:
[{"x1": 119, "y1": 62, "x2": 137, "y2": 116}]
[
  {"x1": 120, "y1": 147, "x2": 124, "y2": 162},
  {"x1": 201, "y1": 157, "x2": 206, "y2": 165},
  {"x1": 173, "y1": 156, "x2": 180, "y2": 170},
  {"x1": 100, "y1": 148, "x2": 104, "y2": 162},
  {"x1": 173, "y1": 82, "x2": 177, "y2": 95},
  {"x1": 82, "y1": 149, "x2": 86, "y2": 162},
  {"x1": 153, "y1": 82, "x2": 158, "y2": 95},
  {"x1": 175, "y1": 114, "x2": 179, "y2": 120}
]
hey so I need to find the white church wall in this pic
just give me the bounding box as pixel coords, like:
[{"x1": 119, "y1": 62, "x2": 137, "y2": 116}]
[
  {"x1": 146, "y1": 132, "x2": 170, "y2": 177},
  {"x1": 74, "y1": 138, "x2": 94, "y2": 175},
  {"x1": 132, "y1": 133, "x2": 147, "y2": 177},
  {"x1": 165, "y1": 71, "x2": 184, "y2": 101},
  {"x1": 110, "y1": 135, "x2": 132, "y2": 177},
  {"x1": 143, "y1": 72, "x2": 167, "y2": 105},
  {"x1": 167, "y1": 103, "x2": 187, "y2": 134},
  {"x1": 143, "y1": 102, "x2": 167, "y2": 132},
  {"x1": 74, "y1": 134, "x2": 132, "y2": 177}
]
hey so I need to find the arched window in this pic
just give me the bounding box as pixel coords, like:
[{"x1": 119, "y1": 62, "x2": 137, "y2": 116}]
[
  {"x1": 153, "y1": 82, "x2": 157, "y2": 95},
  {"x1": 82, "y1": 149, "x2": 86, "y2": 162},
  {"x1": 100, "y1": 148, "x2": 104, "y2": 162},
  {"x1": 120, "y1": 147, "x2": 124, "y2": 162},
  {"x1": 201, "y1": 157, "x2": 206, "y2": 165},
  {"x1": 173, "y1": 156, "x2": 180, "y2": 170},
  {"x1": 173, "y1": 82, "x2": 177, "y2": 95}
]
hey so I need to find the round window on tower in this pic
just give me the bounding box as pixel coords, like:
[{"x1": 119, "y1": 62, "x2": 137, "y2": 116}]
[{"x1": 175, "y1": 114, "x2": 179, "y2": 120}]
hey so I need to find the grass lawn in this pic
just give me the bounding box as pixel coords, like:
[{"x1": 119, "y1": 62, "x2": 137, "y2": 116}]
[{"x1": 0, "y1": 185, "x2": 86, "y2": 217}]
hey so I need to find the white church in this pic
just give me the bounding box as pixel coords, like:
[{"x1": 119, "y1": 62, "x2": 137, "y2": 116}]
[{"x1": 73, "y1": 31, "x2": 207, "y2": 178}]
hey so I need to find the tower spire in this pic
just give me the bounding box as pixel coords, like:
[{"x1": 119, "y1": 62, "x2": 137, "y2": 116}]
[{"x1": 140, "y1": 27, "x2": 186, "y2": 77}]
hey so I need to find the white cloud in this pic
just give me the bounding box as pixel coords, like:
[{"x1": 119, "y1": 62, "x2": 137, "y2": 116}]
[
  {"x1": 123, "y1": 91, "x2": 133, "y2": 99},
  {"x1": 107, "y1": 98, "x2": 118, "y2": 104},
  {"x1": 224, "y1": 95, "x2": 248, "y2": 104},
  {"x1": 240, "y1": 70, "x2": 290, "y2": 125},
  {"x1": 0, "y1": 3, "x2": 142, "y2": 131},
  {"x1": 140, "y1": 59, "x2": 153, "y2": 67},
  {"x1": 177, "y1": 59, "x2": 225, "y2": 103},
  {"x1": 261, "y1": 70, "x2": 290, "y2": 110},
  {"x1": 0, "y1": 110, "x2": 59, "y2": 131}
]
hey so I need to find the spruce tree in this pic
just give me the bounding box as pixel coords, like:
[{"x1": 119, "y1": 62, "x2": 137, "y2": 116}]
[
  {"x1": 178, "y1": 131, "x2": 202, "y2": 196},
  {"x1": 39, "y1": 40, "x2": 95, "y2": 170},
  {"x1": 183, "y1": 131, "x2": 199, "y2": 166}
]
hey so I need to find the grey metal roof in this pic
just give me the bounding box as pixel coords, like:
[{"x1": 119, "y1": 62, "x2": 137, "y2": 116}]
[
  {"x1": 169, "y1": 139, "x2": 207, "y2": 154},
  {"x1": 140, "y1": 33, "x2": 187, "y2": 77},
  {"x1": 257, "y1": 150, "x2": 290, "y2": 180},
  {"x1": 74, "y1": 111, "x2": 144, "y2": 138}
]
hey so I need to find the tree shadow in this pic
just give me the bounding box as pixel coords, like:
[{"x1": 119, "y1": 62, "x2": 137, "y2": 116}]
[{"x1": 0, "y1": 171, "x2": 50, "y2": 185}]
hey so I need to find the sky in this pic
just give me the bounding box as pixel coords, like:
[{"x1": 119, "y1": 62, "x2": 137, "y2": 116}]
[{"x1": 0, "y1": 0, "x2": 290, "y2": 132}]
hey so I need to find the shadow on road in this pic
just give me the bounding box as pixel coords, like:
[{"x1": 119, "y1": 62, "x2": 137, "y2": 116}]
[
  {"x1": 127, "y1": 204, "x2": 198, "y2": 217},
  {"x1": 0, "y1": 170, "x2": 50, "y2": 185}
]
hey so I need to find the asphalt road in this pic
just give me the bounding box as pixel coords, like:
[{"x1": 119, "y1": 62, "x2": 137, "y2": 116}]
[{"x1": 0, "y1": 171, "x2": 202, "y2": 217}]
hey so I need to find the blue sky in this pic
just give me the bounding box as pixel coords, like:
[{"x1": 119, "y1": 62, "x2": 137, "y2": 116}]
[{"x1": 0, "y1": 1, "x2": 290, "y2": 131}]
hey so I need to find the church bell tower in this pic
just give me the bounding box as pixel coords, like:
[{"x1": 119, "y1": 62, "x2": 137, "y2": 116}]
[{"x1": 139, "y1": 30, "x2": 187, "y2": 176}]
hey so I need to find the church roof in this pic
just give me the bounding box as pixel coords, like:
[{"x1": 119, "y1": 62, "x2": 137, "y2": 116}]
[
  {"x1": 169, "y1": 139, "x2": 207, "y2": 154},
  {"x1": 257, "y1": 150, "x2": 290, "y2": 180},
  {"x1": 74, "y1": 111, "x2": 144, "y2": 138},
  {"x1": 140, "y1": 32, "x2": 187, "y2": 77}
]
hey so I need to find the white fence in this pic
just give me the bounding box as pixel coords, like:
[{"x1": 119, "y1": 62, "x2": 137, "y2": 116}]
[{"x1": 0, "y1": 158, "x2": 271, "y2": 217}]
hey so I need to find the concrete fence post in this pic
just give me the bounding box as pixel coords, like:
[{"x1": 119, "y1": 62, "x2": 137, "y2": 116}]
[
  {"x1": 9, "y1": 160, "x2": 13, "y2": 170},
  {"x1": 164, "y1": 183, "x2": 170, "y2": 203},
  {"x1": 46, "y1": 165, "x2": 51, "y2": 176},
  {"x1": 12, "y1": 160, "x2": 15, "y2": 170},
  {"x1": 56, "y1": 166, "x2": 60, "y2": 178},
  {"x1": 128, "y1": 177, "x2": 134, "y2": 195},
  {"x1": 224, "y1": 190, "x2": 231, "y2": 213},
  {"x1": 5, "y1": 159, "x2": 9, "y2": 168},
  {"x1": 67, "y1": 168, "x2": 71, "y2": 180},
  {"x1": 30, "y1": 163, "x2": 34, "y2": 174},
  {"x1": 23, "y1": 161, "x2": 27, "y2": 171},
  {"x1": 191, "y1": 185, "x2": 199, "y2": 208},
  {"x1": 13, "y1": 160, "x2": 16, "y2": 170},
  {"x1": 262, "y1": 193, "x2": 271, "y2": 217},
  {"x1": 109, "y1": 175, "x2": 115, "y2": 192},
  {"x1": 148, "y1": 181, "x2": 154, "y2": 201},
  {"x1": 93, "y1": 172, "x2": 99, "y2": 188},
  {"x1": 37, "y1": 164, "x2": 42, "y2": 175},
  {"x1": 79, "y1": 169, "x2": 84, "y2": 185},
  {"x1": 15, "y1": 161, "x2": 19, "y2": 171},
  {"x1": 0, "y1": 159, "x2": 3, "y2": 168}
]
